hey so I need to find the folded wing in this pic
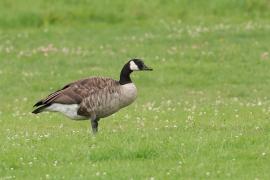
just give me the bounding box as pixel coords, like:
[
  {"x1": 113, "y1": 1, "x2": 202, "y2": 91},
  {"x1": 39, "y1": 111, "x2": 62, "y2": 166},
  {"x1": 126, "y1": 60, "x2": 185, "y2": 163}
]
[{"x1": 33, "y1": 77, "x2": 119, "y2": 114}]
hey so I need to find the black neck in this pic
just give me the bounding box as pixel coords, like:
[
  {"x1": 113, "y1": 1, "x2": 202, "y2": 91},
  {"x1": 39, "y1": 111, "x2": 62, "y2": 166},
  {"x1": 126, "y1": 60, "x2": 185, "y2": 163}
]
[{"x1": 119, "y1": 63, "x2": 132, "y2": 85}]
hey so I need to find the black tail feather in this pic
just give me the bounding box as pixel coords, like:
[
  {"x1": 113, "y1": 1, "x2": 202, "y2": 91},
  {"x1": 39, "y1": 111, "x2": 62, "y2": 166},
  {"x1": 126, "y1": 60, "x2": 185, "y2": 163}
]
[
  {"x1": 33, "y1": 100, "x2": 43, "y2": 107},
  {"x1": 32, "y1": 105, "x2": 49, "y2": 114}
]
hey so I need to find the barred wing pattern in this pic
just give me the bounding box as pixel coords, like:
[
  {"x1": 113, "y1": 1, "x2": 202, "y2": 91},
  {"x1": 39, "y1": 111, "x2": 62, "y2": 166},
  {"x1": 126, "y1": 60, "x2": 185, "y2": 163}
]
[{"x1": 35, "y1": 77, "x2": 121, "y2": 117}]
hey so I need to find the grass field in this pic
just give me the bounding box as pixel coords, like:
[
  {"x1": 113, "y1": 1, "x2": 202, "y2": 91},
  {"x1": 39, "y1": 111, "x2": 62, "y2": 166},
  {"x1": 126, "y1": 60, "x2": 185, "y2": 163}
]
[{"x1": 1, "y1": 0, "x2": 270, "y2": 179}]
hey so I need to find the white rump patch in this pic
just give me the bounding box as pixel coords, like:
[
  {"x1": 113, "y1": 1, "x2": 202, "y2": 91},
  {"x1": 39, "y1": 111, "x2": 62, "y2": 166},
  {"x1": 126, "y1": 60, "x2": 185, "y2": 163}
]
[
  {"x1": 129, "y1": 60, "x2": 139, "y2": 71},
  {"x1": 46, "y1": 103, "x2": 87, "y2": 120}
]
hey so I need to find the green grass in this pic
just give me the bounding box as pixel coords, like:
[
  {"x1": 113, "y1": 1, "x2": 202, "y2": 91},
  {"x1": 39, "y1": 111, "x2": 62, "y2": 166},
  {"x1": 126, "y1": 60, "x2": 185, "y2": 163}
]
[{"x1": 0, "y1": 0, "x2": 270, "y2": 179}]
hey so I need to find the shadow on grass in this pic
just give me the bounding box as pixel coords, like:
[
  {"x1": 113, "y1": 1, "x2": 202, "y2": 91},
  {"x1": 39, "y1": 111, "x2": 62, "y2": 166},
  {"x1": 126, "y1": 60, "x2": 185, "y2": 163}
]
[{"x1": 88, "y1": 148, "x2": 159, "y2": 161}]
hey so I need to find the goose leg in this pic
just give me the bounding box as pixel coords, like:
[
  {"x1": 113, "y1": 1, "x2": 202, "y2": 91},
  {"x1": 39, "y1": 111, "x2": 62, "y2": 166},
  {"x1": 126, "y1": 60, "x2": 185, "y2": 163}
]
[{"x1": 90, "y1": 117, "x2": 99, "y2": 134}]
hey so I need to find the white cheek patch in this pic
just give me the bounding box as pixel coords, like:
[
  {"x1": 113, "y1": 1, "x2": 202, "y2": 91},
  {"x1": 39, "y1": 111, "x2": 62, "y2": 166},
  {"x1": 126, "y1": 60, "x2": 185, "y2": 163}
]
[{"x1": 129, "y1": 61, "x2": 139, "y2": 71}]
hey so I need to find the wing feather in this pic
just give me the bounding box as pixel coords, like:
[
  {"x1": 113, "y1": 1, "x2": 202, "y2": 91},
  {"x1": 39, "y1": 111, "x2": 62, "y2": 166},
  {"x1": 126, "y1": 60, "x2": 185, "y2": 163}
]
[{"x1": 33, "y1": 77, "x2": 119, "y2": 107}]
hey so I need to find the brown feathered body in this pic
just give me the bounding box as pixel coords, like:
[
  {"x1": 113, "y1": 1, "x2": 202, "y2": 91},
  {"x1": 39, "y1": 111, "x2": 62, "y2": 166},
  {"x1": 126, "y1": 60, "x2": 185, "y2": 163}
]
[{"x1": 33, "y1": 77, "x2": 137, "y2": 120}]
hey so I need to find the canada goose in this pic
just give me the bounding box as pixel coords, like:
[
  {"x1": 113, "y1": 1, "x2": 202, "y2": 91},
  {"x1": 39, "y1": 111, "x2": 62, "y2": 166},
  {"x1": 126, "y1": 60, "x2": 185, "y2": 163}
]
[{"x1": 32, "y1": 59, "x2": 153, "y2": 133}]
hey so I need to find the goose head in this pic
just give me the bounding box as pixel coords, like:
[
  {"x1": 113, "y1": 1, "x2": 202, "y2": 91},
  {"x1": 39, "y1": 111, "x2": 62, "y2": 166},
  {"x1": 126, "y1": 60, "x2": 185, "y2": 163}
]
[
  {"x1": 119, "y1": 58, "x2": 152, "y2": 85},
  {"x1": 128, "y1": 58, "x2": 153, "y2": 71}
]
